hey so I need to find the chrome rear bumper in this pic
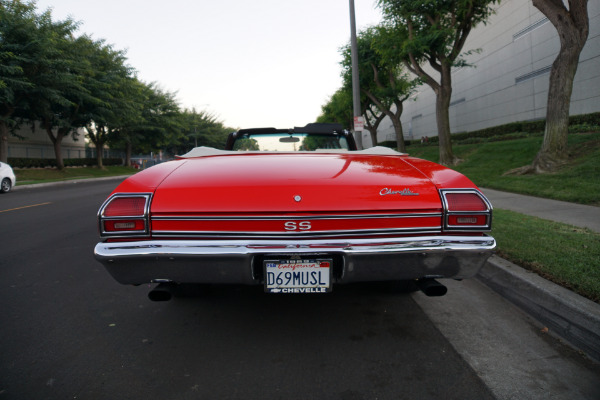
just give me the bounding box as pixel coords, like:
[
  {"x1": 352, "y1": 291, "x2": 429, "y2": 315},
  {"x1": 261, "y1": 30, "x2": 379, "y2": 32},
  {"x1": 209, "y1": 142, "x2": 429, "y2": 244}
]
[{"x1": 94, "y1": 235, "x2": 495, "y2": 285}]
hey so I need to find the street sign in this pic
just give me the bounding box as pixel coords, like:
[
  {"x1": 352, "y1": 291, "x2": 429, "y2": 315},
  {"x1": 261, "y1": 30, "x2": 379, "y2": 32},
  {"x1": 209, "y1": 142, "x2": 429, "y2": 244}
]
[{"x1": 354, "y1": 116, "x2": 364, "y2": 131}]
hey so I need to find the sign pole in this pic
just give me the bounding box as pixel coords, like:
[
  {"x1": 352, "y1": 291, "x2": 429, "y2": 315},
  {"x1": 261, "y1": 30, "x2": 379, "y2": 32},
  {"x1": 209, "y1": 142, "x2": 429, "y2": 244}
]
[{"x1": 349, "y1": 0, "x2": 363, "y2": 149}]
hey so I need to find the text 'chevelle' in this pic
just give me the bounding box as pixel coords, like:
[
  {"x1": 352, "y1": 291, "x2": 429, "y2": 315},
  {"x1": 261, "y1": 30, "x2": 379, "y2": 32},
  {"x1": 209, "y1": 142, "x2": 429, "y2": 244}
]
[{"x1": 94, "y1": 124, "x2": 495, "y2": 300}]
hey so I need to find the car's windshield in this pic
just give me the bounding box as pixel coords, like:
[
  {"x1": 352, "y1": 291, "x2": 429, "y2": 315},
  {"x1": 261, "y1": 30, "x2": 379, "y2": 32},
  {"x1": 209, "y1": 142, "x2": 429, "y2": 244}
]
[{"x1": 232, "y1": 133, "x2": 349, "y2": 152}]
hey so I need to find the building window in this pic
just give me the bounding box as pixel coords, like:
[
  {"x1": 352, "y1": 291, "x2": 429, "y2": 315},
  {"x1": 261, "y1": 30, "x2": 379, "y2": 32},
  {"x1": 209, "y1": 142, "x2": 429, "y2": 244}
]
[
  {"x1": 515, "y1": 65, "x2": 552, "y2": 84},
  {"x1": 513, "y1": 18, "x2": 549, "y2": 41}
]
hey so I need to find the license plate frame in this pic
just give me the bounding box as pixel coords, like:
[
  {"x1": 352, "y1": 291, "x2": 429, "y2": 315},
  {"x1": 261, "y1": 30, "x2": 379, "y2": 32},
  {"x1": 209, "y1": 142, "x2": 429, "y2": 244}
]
[{"x1": 264, "y1": 258, "x2": 332, "y2": 293}]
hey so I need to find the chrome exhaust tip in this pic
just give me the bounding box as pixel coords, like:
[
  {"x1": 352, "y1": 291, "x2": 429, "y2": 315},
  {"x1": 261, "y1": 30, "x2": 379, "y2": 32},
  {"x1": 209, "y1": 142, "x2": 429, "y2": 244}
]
[
  {"x1": 148, "y1": 282, "x2": 176, "y2": 301},
  {"x1": 416, "y1": 278, "x2": 447, "y2": 297}
]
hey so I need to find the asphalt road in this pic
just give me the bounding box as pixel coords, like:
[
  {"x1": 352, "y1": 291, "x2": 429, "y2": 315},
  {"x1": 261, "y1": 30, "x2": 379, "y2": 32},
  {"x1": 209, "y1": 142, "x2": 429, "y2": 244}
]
[
  {"x1": 0, "y1": 180, "x2": 597, "y2": 400},
  {"x1": 0, "y1": 180, "x2": 493, "y2": 399}
]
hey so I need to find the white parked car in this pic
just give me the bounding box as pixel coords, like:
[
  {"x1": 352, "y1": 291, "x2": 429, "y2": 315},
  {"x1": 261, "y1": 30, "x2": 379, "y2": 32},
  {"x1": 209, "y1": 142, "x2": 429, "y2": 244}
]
[{"x1": 0, "y1": 162, "x2": 16, "y2": 193}]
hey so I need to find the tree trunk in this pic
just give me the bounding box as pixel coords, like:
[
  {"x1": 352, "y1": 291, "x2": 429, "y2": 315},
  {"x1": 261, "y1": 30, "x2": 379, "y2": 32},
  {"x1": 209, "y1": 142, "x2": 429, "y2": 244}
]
[
  {"x1": 96, "y1": 142, "x2": 104, "y2": 169},
  {"x1": 436, "y1": 66, "x2": 459, "y2": 166},
  {"x1": 0, "y1": 121, "x2": 9, "y2": 163},
  {"x1": 363, "y1": 107, "x2": 385, "y2": 148},
  {"x1": 125, "y1": 142, "x2": 132, "y2": 167},
  {"x1": 392, "y1": 100, "x2": 406, "y2": 153},
  {"x1": 391, "y1": 115, "x2": 406, "y2": 153},
  {"x1": 403, "y1": 59, "x2": 459, "y2": 165},
  {"x1": 52, "y1": 139, "x2": 64, "y2": 170},
  {"x1": 44, "y1": 122, "x2": 66, "y2": 170},
  {"x1": 530, "y1": 53, "x2": 577, "y2": 172},
  {"x1": 362, "y1": 90, "x2": 407, "y2": 153},
  {"x1": 86, "y1": 125, "x2": 106, "y2": 169},
  {"x1": 365, "y1": 127, "x2": 378, "y2": 147},
  {"x1": 530, "y1": 0, "x2": 589, "y2": 173}
]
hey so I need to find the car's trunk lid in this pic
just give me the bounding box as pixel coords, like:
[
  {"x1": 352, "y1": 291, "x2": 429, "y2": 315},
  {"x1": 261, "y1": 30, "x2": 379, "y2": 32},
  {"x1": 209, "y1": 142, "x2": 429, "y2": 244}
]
[{"x1": 150, "y1": 153, "x2": 442, "y2": 214}]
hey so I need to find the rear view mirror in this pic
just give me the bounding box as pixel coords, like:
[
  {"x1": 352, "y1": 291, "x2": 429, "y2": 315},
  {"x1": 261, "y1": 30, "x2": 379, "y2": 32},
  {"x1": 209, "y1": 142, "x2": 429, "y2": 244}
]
[{"x1": 279, "y1": 137, "x2": 300, "y2": 143}]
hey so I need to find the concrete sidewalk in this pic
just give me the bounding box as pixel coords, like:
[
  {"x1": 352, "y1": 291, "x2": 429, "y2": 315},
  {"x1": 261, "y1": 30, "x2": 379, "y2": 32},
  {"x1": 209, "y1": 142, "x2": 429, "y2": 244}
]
[
  {"x1": 482, "y1": 188, "x2": 600, "y2": 233},
  {"x1": 13, "y1": 175, "x2": 131, "y2": 191},
  {"x1": 479, "y1": 188, "x2": 600, "y2": 362}
]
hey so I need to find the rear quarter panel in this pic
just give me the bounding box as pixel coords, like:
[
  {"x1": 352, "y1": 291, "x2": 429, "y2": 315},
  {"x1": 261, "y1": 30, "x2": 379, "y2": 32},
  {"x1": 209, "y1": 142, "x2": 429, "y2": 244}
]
[
  {"x1": 110, "y1": 161, "x2": 186, "y2": 194},
  {"x1": 401, "y1": 156, "x2": 478, "y2": 189}
]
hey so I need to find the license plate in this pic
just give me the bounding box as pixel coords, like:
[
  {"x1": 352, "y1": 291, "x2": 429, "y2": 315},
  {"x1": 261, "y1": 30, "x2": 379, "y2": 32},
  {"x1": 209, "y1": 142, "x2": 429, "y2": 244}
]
[{"x1": 264, "y1": 259, "x2": 332, "y2": 293}]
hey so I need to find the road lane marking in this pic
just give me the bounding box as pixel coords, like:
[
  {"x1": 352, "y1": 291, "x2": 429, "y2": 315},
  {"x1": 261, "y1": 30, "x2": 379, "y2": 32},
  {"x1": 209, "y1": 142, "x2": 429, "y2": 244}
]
[{"x1": 0, "y1": 202, "x2": 52, "y2": 213}]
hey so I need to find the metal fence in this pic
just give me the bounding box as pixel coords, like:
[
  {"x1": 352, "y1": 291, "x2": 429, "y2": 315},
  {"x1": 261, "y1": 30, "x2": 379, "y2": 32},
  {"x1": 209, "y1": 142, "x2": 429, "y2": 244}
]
[{"x1": 8, "y1": 143, "x2": 124, "y2": 160}]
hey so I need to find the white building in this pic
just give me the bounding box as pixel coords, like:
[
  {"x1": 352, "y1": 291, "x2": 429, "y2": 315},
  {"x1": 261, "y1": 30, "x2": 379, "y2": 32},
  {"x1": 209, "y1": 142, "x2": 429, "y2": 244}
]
[
  {"x1": 8, "y1": 122, "x2": 88, "y2": 159},
  {"x1": 367, "y1": 0, "x2": 600, "y2": 146}
]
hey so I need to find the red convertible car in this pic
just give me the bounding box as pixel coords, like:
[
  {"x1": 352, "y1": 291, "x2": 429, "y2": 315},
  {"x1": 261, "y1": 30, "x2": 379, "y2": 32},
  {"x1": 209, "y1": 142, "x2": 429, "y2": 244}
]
[{"x1": 95, "y1": 123, "x2": 495, "y2": 300}]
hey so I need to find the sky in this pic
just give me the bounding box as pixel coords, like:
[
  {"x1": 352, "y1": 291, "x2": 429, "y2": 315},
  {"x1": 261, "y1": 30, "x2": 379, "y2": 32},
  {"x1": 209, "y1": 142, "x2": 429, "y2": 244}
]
[{"x1": 34, "y1": 0, "x2": 383, "y2": 129}]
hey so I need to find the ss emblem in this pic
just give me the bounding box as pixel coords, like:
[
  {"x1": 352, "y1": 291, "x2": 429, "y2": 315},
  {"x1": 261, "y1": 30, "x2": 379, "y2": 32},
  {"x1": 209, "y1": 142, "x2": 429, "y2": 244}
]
[{"x1": 284, "y1": 221, "x2": 312, "y2": 231}]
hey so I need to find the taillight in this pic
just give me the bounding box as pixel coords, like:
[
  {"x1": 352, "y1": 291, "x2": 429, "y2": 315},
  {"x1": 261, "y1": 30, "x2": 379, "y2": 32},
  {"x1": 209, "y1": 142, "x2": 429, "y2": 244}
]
[
  {"x1": 98, "y1": 194, "x2": 151, "y2": 237},
  {"x1": 444, "y1": 193, "x2": 488, "y2": 211},
  {"x1": 103, "y1": 197, "x2": 147, "y2": 216},
  {"x1": 441, "y1": 189, "x2": 492, "y2": 231}
]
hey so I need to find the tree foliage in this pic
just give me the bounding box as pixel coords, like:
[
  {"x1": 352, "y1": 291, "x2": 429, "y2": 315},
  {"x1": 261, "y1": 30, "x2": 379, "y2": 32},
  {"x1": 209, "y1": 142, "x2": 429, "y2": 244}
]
[
  {"x1": 0, "y1": 0, "x2": 64, "y2": 162},
  {"x1": 32, "y1": 30, "x2": 94, "y2": 170},
  {"x1": 0, "y1": 0, "x2": 230, "y2": 167},
  {"x1": 377, "y1": 0, "x2": 499, "y2": 165},
  {"x1": 341, "y1": 27, "x2": 416, "y2": 152},
  {"x1": 168, "y1": 108, "x2": 230, "y2": 155},
  {"x1": 317, "y1": 87, "x2": 354, "y2": 130}
]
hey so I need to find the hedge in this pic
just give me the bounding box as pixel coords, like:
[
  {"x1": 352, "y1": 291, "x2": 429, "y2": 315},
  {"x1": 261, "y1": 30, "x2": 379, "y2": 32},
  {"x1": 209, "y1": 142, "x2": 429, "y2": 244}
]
[
  {"x1": 378, "y1": 140, "x2": 412, "y2": 150},
  {"x1": 417, "y1": 112, "x2": 600, "y2": 145},
  {"x1": 8, "y1": 157, "x2": 123, "y2": 168}
]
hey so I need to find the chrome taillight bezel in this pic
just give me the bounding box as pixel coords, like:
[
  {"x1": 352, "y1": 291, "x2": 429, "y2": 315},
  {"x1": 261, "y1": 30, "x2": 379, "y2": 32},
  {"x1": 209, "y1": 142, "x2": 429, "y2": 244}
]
[
  {"x1": 440, "y1": 189, "x2": 493, "y2": 232},
  {"x1": 98, "y1": 193, "x2": 152, "y2": 238}
]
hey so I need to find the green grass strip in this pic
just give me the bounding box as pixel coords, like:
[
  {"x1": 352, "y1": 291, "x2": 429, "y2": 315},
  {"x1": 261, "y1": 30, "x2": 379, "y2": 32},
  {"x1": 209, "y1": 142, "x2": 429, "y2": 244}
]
[
  {"x1": 407, "y1": 132, "x2": 600, "y2": 205},
  {"x1": 492, "y1": 209, "x2": 600, "y2": 302}
]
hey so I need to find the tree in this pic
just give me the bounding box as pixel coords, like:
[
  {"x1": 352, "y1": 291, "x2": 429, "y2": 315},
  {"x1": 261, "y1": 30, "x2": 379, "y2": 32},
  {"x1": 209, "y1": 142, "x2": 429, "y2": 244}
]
[
  {"x1": 317, "y1": 87, "x2": 354, "y2": 129},
  {"x1": 105, "y1": 78, "x2": 147, "y2": 166},
  {"x1": 0, "y1": 0, "x2": 57, "y2": 162},
  {"x1": 78, "y1": 40, "x2": 134, "y2": 168},
  {"x1": 2, "y1": 1, "x2": 231, "y2": 169},
  {"x1": 363, "y1": 103, "x2": 386, "y2": 147},
  {"x1": 190, "y1": 112, "x2": 230, "y2": 150},
  {"x1": 109, "y1": 81, "x2": 184, "y2": 165},
  {"x1": 521, "y1": 0, "x2": 589, "y2": 174},
  {"x1": 133, "y1": 82, "x2": 182, "y2": 158},
  {"x1": 377, "y1": 0, "x2": 499, "y2": 165},
  {"x1": 0, "y1": 2, "x2": 120, "y2": 168},
  {"x1": 318, "y1": 86, "x2": 385, "y2": 148},
  {"x1": 25, "y1": 15, "x2": 84, "y2": 170},
  {"x1": 1, "y1": 0, "x2": 33, "y2": 162},
  {"x1": 341, "y1": 27, "x2": 416, "y2": 152}
]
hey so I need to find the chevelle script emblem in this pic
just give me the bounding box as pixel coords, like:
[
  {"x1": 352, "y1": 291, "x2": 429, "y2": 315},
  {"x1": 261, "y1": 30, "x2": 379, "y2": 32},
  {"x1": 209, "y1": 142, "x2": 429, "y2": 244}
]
[{"x1": 380, "y1": 188, "x2": 420, "y2": 196}]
